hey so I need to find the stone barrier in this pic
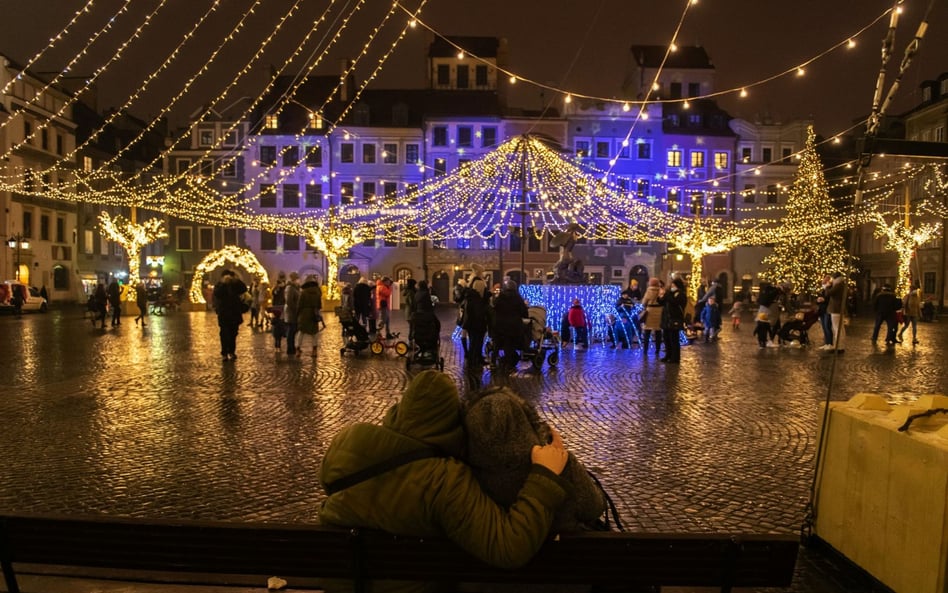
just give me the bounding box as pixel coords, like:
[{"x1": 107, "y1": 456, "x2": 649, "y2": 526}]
[{"x1": 815, "y1": 393, "x2": 948, "y2": 593}]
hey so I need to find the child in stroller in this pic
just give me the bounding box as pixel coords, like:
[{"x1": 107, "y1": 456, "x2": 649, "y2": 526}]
[
  {"x1": 777, "y1": 306, "x2": 821, "y2": 346},
  {"x1": 336, "y1": 306, "x2": 371, "y2": 355},
  {"x1": 407, "y1": 309, "x2": 443, "y2": 370},
  {"x1": 491, "y1": 306, "x2": 559, "y2": 371}
]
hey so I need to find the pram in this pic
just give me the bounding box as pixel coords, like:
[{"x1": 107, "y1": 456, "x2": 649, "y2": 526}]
[
  {"x1": 406, "y1": 310, "x2": 444, "y2": 370},
  {"x1": 488, "y1": 306, "x2": 559, "y2": 371},
  {"x1": 336, "y1": 306, "x2": 371, "y2": 355},
  {"x1": 777, "y1": 309, "x2": 820, "y2": 345}
]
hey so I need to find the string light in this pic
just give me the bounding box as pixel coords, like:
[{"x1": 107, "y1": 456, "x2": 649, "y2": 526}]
[
  {"x1": 189, "y1": 246, "x2": 271, "y2": 304},
  {"x1": 872, "y1": 214, "x2": 941, "y2": 297},
  {"x1": 98, "y1": 212, "x2": 168, "y2": 291}
]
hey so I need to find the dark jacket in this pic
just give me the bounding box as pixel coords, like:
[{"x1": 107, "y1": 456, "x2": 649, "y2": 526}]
[
  {"x1": 213, "y1": 276, "x2": 248, "y2": 327},
  {"x1": 491, "y1": 287, "x2": 528, "y2": 343},
  {"x1": 415, "y1": 287, "x2": 434, "y2": 313},
  {"x1": 107, "y1": 282, "x2": 121, "y2": 308},
  {"x1": 353, "y1": 281, "x2": 372, "y2": 316},
  {"x1": 319, "y1": 371, "x2": 568, "y2": 592},
  {"x1": 658, "y1": 281, "x2": 687, "y2": 330},
  {"x1": 873, "y1": 288, "x2": 901, "y2": 318},
  {"x1": 297, "y1": 281, "x2": 323, "y2": 335},
  {"x1": 461, "y1": 283, "x2": 489, "y2": 333}
]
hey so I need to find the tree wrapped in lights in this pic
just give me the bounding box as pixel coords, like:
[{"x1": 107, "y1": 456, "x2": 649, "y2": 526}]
[
  {"x1": 303, "y1": 217, "x2": 361, "y2": 300},
  {"x1": 98, "y1": 212, "x2": 168, "y2": 291},
  {"x1": 872, "y1": 214, "x2": 941, "y2": 297},
  {"x1": 760, "y1": 126, "x2": 856, "y2": 295},
  {"x1": 667, "y1": 218, "x2": 744, "y2": 300}
]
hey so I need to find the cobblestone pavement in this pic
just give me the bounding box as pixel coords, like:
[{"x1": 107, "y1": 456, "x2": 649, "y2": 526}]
[{"x1": 1, "y1": 306, "x2": 944, "y2": 592}]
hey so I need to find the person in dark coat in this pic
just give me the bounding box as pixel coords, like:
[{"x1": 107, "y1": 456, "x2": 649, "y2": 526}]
[
  {"x1": 461, "y1": 275, "x2": 489, "y2": 367},
  {"x1": 871, "y1": 284, "x2": 902, "y2": 345},
  {"x1": 657, "y1": 276, "x2": 687, "y2": 363},
  {"x1": 134, "y1": 283, "x2": 148, "y2": 327},
  {"x1": 402, "y1": 278, "x2": 417, "y2": 340},
  {"x1": 352, "y1": 277, "x2": 373, "y2": 330},
  {"x1": 107, "y1": 280, "x2": 122, "y2": 326},
  {"x1": 92, "y1": 283, "x2": 108, "y2": 328},
  {"x1": 283, "y1": 272, "x2": 301, "y2": 356},
  {"x1": 296, "y1": 274, "x2": 323, "y2": 357},
  {"x1": 490, "y1": 280, "x2": 528, "y2": 369},
  {"x1": 212, "y1": 270, "x2": 248, "y2": 361},
  {"x1": 463, "y1": 386, "x2": 605, "y2": 533},
  {"x1": 414, "y1": 280, "x2": 434, "y2": 313}
]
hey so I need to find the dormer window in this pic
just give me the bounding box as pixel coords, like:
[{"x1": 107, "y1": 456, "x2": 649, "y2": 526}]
[
  {"x1": 309, "y1": 112, "x2": 323, "y2": 130},
  {"x1": 265, "y1": 114, "x2": 279, "y2": 130}
]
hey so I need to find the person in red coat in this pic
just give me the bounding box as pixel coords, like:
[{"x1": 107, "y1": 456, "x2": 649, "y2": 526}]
[{"x1": 567, "y1": 298, "x2": 589, "y2": 350}]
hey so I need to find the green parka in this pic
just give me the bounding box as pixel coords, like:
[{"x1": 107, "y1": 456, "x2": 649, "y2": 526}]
[{"x1": 318, "y1": 371, "x2": 568, "y2": 593}]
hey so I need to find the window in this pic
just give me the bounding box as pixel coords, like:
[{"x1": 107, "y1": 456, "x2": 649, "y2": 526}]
[
  {"x1": 667, "y1": 114, "x2": 680, "y2": 127},
  {"x1": 475, "y1": 64, "x2": 488, "y2": 87},
  {"x1": 362, "y1": 181, "x2": 375, "y2": 205},
  {"x1": 637, "y1": 140, "x2": 651, "y2": 160},
  {"x1": 260, "y1": 145, "x2": 277, "y2": 166},
  {"x1": 689, "y1": 192, "x2": 704, "y2": 215},
  {"x1": 482, "y1": 126, "x2": 497, "y2": 147},
  {"x1": 340, "y1": 143, "x2": 354, "y2": 163},
  {"x1": 436, "y1": 64, "x2": 450, "y2": 86},
  {"x1": 363, "y1": 235, "x2": 378, "y2": 248},
  {"x1": 177, "y1": 227, "x2": 192, "y2": 251},
  {"x1": 741, "y1": 147, "x2": 752, "y2": 163},
  {"x1": 283, "y1": 234, "x2": 300, "y2": 251},
  {"x1": 223, "y1": 228, "x2": 238, "y2": 245},
  {"x1": 596, "y1": 141, "x2": 610, "y2": 159},
  {"x1": 283, "y1": 146, "x2": 300, "y2": 167},
  {"x1": 223, "y1": 131, "x2": 238, "y2": 146},
  {"x1": 283, "y1": 184, "x2": 300, "y2": 208},
  {"x1": 762, "y1": 147, "x2": 773, "y2": 162},
  {"x1": 575, "y1": 140, "x2": 590, "y2": 158},
  {"x1": 457, "y1": 65, "x2": 469, "y2": 89},
  {"x1": 265, "y1": 114, "x2": 278, "y2": 129},
  {"x1": 482, "y1": 236, "x2": 496, "y2": 250},
  {"x1": 305, "y1": 184, "x2": 322, "y2": 208},
  {"x1": 617, "y1": 142, "x2": 630, "y2": 158},
  {"x1": 23, "y1": 120, "x2": 32, "y2": 143},
  {"x1": 53, "y1": 265, "x2": 69, "y2": 290},
  {"x1": 383, "y1": 143, "x2": 397, "y2": 164},
  {"x1": 670, "y1": 82, "x2": 682, "y2": 99},
  {"x1": 667, "y1": 149, "x2": 682, "y2": 167},
  {"x1": 40, "y1": 214, "x2": 50, "y2": 241},
  {"x1": 714, "y1": 151, "x2": 729, "y2": 169},
  {"x1": 458, "y1": 126, "x2": 473, "y2": 148},
  {"x1": 636, "y1": 179, "x2": 650, "y2": 199},
  {"x1": 688, "y1": 82, "x2": 700, "y2": 97},
  {"x1": 406, "y1": 143, "x2": 419, "y2": 164},
  {"x1": 22, "y1": 211, "x2": 33, "y2": 239},
  {"x1": 688, "y1": 114, "x2": 702, "y2": 127},
  {"x1": 308, "y1": 112, "x2": 323, "y2": 129},
  {"x1": 456, "y1": 237, "x2": 471, "y2": 250},
  {"x1": 260, "y1": 231, "x2": 277, "y2": 251},
  {"x1": 354, "y1": 104, "x2": 370, "y2": 125},
  {"x1": 767, "y1": 185, "x2": 778, "y2": 205},
  {"x1": 83, "y1": 156, "x2": 93, "y2": 172},
  {"x1": 509, "y1": 231, "x2": 522, "y2": 252},
  {"x1": 199, "y1": 227, "x2": 214, "y2": 251},
  {"x1": 382, "y1": 182, "x2": 397, "y2": 205},
  {"x1": 23, "y1": 169, "x2": 33, "y2": 192},
  {"x1": 743, "y1": 184, "x2": 756, "y2": 203},
  {"x1": 200, "y1": 160, "x2": 213, "y2": 176},
  {"x1": 221, "y1": 160, "x2": 236, "y2": 177},
  {"x1": 340, "y1": 182, "x2": 354, "y2": 205},
  {"x1": 305, "y1": 145, "x2": 322, "y2": 166},
  {"x1": 690, "y1": 150, "x2": 705, "y2": 168},
  {"x1": 924, "y1": 272, "x2": 936, "y2": 294},
  {"x1": 781, "y1": 147, "x2": 793, "y2": 162},
  {"x1": 84, "y1": 230, "x2": 94, "y2": 254},
  {"x1": 713, "y1": 193, "x2": 727, "y2": 215},
  {"x1": 432, "y1": 126, "x2": 448, "y2": 146},
  {"x1": 199, "y1": 130, "x2": 214, "y2": 146},
  {"x1": 434, "y1": 158, "x2": 447, "y2": 176},
  {"x1": 260, "y1": 184, "x2": 276, "y2": 208},
  {"x1": 362, "y1": 143, "x2": 376, "y2": 164},
  {"x1": 666, "y1": 191, "x2": 679, "y2": 214},
  {"x1": 56, "y1": 134, "x2": 63, "y2": 155},
  {"x1": 406, "y1": 183, "x2": 419, "y2": 205},
  {"x1": 528, "y1": 230, "x2": 542, "y2": 252},
  {"x1": 56, "y1": 217, "x2": 65, "y2": 243},
  {"x1": 937, "y1": 126, "x2": 945, "y2": 142}
]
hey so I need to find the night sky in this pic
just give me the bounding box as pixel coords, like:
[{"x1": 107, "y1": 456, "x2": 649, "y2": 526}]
[{"x1": 1, "y1": 0, "x2": 946, "y2": 135}]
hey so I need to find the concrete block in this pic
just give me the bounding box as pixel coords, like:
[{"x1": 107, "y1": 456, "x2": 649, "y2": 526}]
[
  {"x1": 845, "y1": 393, "x2": 892, "y2": 411},
  {"x1": 914, "y1": 394, "x2": 948, "y2": 409}
]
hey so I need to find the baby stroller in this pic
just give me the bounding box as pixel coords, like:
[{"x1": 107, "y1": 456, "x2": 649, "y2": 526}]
[
  {"x1": 778, "y1": 309, "x2": 820, "y2": 346},
  {"x1": 406, "y1": 310, "x2": 444, "y2": 370},
  {"x1": 489, "y1": 306, "x2": 559, "y2": 371},
  {"x1": 336, "y1": 306, "x2": 371, "y2": 355}
]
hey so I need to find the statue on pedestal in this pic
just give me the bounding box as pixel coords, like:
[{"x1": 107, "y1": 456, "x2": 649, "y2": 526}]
[{"x1": 550, "y1": 223, "x2": 585, "y2": 284}]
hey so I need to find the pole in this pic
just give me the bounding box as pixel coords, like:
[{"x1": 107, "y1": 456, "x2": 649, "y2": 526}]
[{"x1": 520, "y1": 136, "x2": 528, "y2": 286}]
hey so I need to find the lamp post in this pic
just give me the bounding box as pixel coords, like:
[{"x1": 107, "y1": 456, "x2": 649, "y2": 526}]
[{"x1": 7, "y1": 233, "x2": 30, "y2": 281}]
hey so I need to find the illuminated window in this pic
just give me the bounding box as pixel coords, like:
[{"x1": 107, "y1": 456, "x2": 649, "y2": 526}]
[
  {"x1": 308, "y1": 112, "x2": 323, "y2": 130},
  {"x1": 667, "y1": 149, "x2": 682, "y2": 167},
  {"x1": 714, "y1": 151, "x2": 729, "y2": 169},
  {"x1": 265, "y1": 114, "x2": 279, "y2": 129},
  {"x1": 83, "y1": 156, "x2": 93, "y2": 172},
  {"x1": 690, "y1": 150, "x2": 705, "y2": 168},
  {"x1": 575, "y1": 140, "x2": 590, "y2": 158}
]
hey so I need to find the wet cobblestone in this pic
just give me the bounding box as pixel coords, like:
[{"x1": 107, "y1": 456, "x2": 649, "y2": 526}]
[{"x1": 1, "y1": 306, "x2": 943, "y2": 591}]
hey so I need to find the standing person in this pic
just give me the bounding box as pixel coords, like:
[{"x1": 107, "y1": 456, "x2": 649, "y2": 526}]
[
  {"x1": 271, "y1": 273, "x2": 287, "y2": 309},
  {"x1": 872, "y1": 284, "x2": 901, "y2": 345},
  {"x1": 39, "y1": 285, "x2": 49, "y2": 305},
  {"x1": 700, "y1": 295, "x2": 722, "y2": 342},
  {"x1": 295, "y1": 274, "x2": 323, "y2": 358},
  {"x1": 899, "y1": 285, "x2": 921, "y2": 345},
  {"x1": 318, "y1": 371, "x2": 570, "y2": 593},
  {"x1": 377, "y1": 276, "x2": 394, "y2": 339},
  {"x1": 107, "y1": 279, "x2": 122, "y2": 327},
  {"x1": 212, "y1": 270, "x2": 248, "y2": 361},
  {"x1": 402, "y1": 278, "x2": 417, "y2": 340},
  {"x1": 490, "y1": 280, "x2": 528, "y2": 370},
  {"x1": 415, "y1": 280, "x2": 434, "y2": 313},
  {"x1": 461, "y1": 274, "x2": 489, "y2": 367},
  {"x1": 352, "y1": 277, "x2": 372, "y2": 331},
  {"x1": 816, "y1": 274, "x2": 833, "y2": 347},
  {"x1": 640, "y1": 278, "x2": 663, "y2": 356},
  {"x1": 283, "y1": 272, "x2": 301, "y2": 357},
  {"x1": 728, "y1": 299, "x2": 744, "y2": 330},
  {"x1": 567, "y1": 298, "x2": 589, "y2": 350},
  {"x1": 134, "y1": 283, "x2": 148, "y2": 327},
  {"x1": 92, "y1": 283, "x2": 108, "y2": 328},
  {"x1": 658, "y1": 276, "x2": 687, "y2": 363},
  {"x1": 824, "y1": 272, "x2": 847, "y2": 353}
]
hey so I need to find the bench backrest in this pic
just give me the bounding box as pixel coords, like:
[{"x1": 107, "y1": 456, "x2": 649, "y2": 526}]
[{"x1": 0, "y1": 514, "x2": 798, "y2": 592}]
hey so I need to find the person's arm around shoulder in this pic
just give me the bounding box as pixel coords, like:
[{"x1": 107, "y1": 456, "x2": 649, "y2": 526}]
[{"x1": 434, "y1": 428, "x2": 570, "y2": 569}]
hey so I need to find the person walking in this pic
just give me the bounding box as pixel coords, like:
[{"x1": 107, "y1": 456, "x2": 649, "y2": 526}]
[
  {"x1": 92, "y1": 283, "x2": 108, "y2": 328},
  {"x1": 212, "y1": 270, "x2": 248, "y2": 361},
  {"x1": 899, "y1": 285, "x2": 921, "y2": 345},
  {"x1": 107, "y1": 280, "x2": 122, "y2": 327},
  {"x1": 640, "y1": 278, "x2": 663, "y2": 355},
  {"x1": 134, "y1": 283, "x2": 148, "y2": 327},
  {"x1": 490, "y1": 280, "x2": 528, "y2": 370},
  {"x1": 658, "y1": 276, "x2": 687, "y2": 363},
  {"x1": 823, "y1": 272, "x2": 847, "y2": 353},
  {"x1": 295, "y1": 274, "x2": 323, "y2": 358},
  {"x1": 353, "y1": 277, "x2": 372, "y2": 331},
  {"x1": 402, "y1": 278, "x2": 417, "y2": 341},
  {"x1": 283, "y1": 272, "x2": 301, "y2": 356},
  {"x1": 461, "y1": 274, "x2": 489, "y2": 367}
]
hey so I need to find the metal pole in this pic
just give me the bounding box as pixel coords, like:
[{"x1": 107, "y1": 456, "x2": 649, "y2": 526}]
[{"x1": 520, "y1": 137, "x2": 528, "y2": 285}]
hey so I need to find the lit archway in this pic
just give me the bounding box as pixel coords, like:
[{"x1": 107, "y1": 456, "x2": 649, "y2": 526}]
[{"x1": 189, "y1": 246, "x2": 269, "y2": 304}]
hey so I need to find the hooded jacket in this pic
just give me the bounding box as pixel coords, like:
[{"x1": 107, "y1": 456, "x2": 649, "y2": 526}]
[
  {"x1": 319, "y1": 371, "x2": 568, "y2": 593},
  {"x1": 464, "y1": 388, "x2": 605, "y2": 533},
  {"x1": 297, "y1": 280, "x2": 323, "y2": 334}
]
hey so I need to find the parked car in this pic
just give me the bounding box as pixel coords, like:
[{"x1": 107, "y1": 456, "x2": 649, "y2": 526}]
[{"x1": 0, "y1": 281, "x2": 48, "y2": 313}]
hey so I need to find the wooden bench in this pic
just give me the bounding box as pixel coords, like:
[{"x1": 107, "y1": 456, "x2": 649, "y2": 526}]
[{"x1": 0, "y1": 514, "x2": 798, "y2": 593}]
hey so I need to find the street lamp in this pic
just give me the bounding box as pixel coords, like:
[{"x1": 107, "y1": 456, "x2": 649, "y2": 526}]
[{"x1": 7, "y1": 233, "x2": 30, "y2": 281}]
